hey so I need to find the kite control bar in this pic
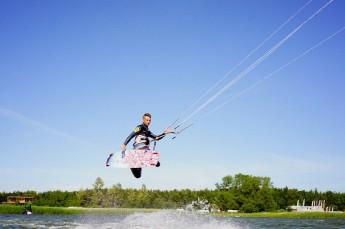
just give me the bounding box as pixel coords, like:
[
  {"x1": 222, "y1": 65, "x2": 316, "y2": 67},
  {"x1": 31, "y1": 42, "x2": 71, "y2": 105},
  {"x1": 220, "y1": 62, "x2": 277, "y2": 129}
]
[
  {"x1": 171, "y1": 123, "x2": 193, "y2": 139},
  {"x1": 150, "y1": 123, "x2": 193, "y2": 151}
]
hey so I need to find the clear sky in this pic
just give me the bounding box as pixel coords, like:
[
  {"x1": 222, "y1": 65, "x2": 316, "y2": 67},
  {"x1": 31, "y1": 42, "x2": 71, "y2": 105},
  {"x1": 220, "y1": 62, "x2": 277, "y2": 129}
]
[{"x1": 1, "y1": 0, "x2": 344, "y2": 192}]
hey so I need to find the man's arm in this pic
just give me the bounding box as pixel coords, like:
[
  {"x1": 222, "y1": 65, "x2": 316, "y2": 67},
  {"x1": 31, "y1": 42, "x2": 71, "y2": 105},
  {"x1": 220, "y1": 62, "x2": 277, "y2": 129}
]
[
  {"x1": 149, "y1": 132, "x2": 165, "y2": 141},
  {"x1": 149, "y1": 128, "x2": 173, "y2": 141},
  {"x1": 123, "y1": 131, "x2": 136, "y2": 145},
  {"x1": 120, "y1": 126, "x2": 141, "y2": 150}
]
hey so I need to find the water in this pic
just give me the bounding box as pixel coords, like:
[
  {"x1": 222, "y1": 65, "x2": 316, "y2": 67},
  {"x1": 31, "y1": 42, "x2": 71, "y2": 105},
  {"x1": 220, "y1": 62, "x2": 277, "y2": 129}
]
[{"x1": 0, "y1": 211, "x2": 345, "y2": 228}]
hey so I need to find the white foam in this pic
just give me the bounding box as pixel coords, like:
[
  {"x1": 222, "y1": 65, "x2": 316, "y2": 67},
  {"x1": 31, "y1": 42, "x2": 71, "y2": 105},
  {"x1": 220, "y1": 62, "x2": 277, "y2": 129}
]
[{"x1": 76, "y1": 210, "x2": 242, "y2": 229}]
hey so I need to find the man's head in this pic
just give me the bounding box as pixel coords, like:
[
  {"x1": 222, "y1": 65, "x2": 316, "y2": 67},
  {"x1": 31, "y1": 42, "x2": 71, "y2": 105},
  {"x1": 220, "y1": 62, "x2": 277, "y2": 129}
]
[{"x1": 142, "y1": 113, "x2": 152, "y2": 126}]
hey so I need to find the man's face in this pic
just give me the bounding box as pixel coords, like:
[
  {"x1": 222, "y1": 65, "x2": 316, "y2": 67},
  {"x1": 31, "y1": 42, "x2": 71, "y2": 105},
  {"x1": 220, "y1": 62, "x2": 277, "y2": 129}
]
[{"x1": 143, "y1": 116, "x2": 151, "y2": 126}]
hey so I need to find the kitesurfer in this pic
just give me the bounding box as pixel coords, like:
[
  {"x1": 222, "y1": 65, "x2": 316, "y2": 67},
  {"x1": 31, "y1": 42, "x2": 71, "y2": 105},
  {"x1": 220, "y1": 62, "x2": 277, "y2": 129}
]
[
  {"x1": 22, "y1": 203, "x2": 32, "y2": 215},
  {"x1": 120, "y1": 113, "x2": 171, "y2": 178}
]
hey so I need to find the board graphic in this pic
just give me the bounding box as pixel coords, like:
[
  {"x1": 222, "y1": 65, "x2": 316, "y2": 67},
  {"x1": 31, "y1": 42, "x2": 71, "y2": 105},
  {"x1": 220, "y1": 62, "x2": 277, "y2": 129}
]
[{"x1": 106, "y1": 149, "x2": 159, "y2": 168}]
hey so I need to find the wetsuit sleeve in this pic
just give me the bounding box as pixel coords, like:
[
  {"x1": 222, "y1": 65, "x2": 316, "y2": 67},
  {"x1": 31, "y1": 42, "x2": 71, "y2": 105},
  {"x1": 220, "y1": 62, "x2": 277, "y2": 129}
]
[
  {"x1": 123, "y1": 126, "x2": 141, "y2": 145},
  {"x1": 148, "y1": 131, "x2": 165, "y2": 140}
]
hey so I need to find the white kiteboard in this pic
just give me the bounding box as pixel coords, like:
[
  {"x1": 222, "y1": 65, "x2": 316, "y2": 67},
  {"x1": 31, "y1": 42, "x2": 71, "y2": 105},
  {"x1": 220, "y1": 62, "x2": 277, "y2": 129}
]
[{"x1": 106, "y1": 149, "x2": 160, "y2": 168}]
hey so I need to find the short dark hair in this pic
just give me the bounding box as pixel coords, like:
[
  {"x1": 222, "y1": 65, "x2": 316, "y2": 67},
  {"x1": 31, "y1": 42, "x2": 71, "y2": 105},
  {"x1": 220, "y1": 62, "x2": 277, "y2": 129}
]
[{"x1": 143, "y1": 113, "x2": 151, "y2": 118}]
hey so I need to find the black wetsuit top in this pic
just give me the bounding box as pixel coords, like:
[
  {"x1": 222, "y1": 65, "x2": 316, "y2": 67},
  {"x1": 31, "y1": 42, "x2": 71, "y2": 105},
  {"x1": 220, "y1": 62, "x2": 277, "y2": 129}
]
[{"x1": 123, "y1": 124, "x2": 165, "y2": 149}]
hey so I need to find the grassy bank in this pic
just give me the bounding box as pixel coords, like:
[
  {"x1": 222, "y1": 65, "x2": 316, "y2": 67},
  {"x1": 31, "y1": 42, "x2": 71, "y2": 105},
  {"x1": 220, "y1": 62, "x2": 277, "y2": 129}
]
[
  {"x1": 1, "y1": 205, "x2": 345, "y2": 218},
  {"x1": 0, "y1": 204, "x2": 157, "y2": 215},
  {"x1": 211, "y1": 211, "x2": 345, "y2": 218}
]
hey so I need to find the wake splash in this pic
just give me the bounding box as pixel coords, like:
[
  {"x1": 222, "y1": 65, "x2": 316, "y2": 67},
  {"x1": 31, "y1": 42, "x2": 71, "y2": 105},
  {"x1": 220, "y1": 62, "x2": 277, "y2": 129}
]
[{"x1": 76, "y1": 210, "x2": 242, "y2": 229}]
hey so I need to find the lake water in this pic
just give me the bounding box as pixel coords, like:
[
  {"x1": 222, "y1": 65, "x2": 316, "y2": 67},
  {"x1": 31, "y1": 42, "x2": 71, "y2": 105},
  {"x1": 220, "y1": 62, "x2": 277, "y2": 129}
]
[{"x1": 1, "y1": 210, "x2": 345, "y2": 228}]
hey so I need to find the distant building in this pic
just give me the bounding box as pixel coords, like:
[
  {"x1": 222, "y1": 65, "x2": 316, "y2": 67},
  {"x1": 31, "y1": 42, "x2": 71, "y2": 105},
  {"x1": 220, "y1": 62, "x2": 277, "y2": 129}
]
[
  {"x1": 3, "y1": 196, "x2": 34, "y2": 205},
  {"x1": 289, "y1": 199, "x2": 333, "y2": 212}
]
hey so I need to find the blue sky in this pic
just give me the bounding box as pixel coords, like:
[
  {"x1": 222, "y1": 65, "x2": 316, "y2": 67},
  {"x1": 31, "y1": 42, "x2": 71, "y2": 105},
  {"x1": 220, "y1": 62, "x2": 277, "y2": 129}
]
[{"x1": 1, "y1": 0, "x2": 344, "y2": 192}]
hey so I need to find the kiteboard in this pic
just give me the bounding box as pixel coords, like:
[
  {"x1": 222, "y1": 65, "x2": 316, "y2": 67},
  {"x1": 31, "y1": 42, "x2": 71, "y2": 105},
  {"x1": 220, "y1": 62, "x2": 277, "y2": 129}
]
[{"x1": 106, "y1": 149, "x2": 160, "y2": 168}]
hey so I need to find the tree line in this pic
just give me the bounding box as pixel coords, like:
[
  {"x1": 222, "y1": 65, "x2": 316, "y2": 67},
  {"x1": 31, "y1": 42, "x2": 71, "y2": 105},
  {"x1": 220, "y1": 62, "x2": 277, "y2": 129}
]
[{"x1": 1, "y1": 174, "x2": 345, "y2": 213}]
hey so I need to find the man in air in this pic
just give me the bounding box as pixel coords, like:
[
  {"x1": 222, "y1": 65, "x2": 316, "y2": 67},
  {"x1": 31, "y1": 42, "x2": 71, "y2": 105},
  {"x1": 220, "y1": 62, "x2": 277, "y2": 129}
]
[{"x1": 120, "y1": 113, "x2": 171, "y2": 178}]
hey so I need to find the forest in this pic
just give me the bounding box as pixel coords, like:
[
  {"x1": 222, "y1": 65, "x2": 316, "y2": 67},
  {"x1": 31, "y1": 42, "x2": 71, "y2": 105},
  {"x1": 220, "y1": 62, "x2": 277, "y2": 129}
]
[{"x1": 1, "y1": 174, "x2": 345, "y2": 213}]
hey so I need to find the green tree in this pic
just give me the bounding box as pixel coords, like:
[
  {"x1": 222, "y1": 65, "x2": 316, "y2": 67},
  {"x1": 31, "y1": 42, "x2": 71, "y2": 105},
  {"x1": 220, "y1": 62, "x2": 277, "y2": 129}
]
[
  {"x1": 215, "y1": 175, "x2": 234, "y2": 191},
  {"x1": 213, "y1": 191, "x2": 238, "y2": 211},
  {"x1": 91, "y1": 177, "x2": 105, "y2": 207},
  {"x1": 240, "y1": 200, "x2": 258, "y2": 213}
]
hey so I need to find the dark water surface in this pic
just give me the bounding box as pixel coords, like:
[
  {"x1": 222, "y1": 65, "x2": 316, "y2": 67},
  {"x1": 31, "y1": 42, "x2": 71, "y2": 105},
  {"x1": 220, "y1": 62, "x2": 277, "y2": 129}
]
[{"x1": 1, "y1": 211, "x2": 345, "y2": 228}]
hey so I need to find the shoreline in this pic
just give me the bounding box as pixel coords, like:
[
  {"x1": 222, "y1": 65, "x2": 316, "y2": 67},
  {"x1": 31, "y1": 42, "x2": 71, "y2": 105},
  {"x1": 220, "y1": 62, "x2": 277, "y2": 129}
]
[
  {"x1": 0, "y1": 204, "x2": 157, "y2": 215},
  {"x1": 211, "y1": 211, "x2": 345, "y2": 218},
  {"x1": 1, "y1": 205, "x2": 345, "y2": 218}
]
